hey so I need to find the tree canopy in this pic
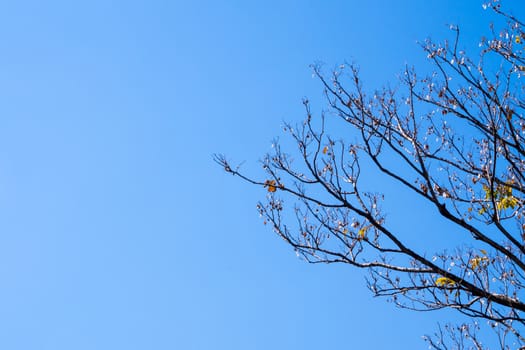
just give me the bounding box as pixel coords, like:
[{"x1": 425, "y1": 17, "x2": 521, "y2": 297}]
[{"x1": 216, "y1": 2, "x2": 525, "y2": 348}]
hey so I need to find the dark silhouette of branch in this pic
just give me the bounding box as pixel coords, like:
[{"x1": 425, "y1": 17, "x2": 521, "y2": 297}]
[{"x1": 216, "y1": 1, "x2": 525, "y2": 348}]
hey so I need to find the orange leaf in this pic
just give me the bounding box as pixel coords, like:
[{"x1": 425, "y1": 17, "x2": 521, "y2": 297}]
[{"x1": 264, "y1": 180, "x2": 277, "y2": 192}]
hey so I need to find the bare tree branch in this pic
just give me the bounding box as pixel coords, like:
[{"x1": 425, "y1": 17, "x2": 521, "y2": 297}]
[{"x1": 216, "y1": 2, "x2": 525, "y2": 348}]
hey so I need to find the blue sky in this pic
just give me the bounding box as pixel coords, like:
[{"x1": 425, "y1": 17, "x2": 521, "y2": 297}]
[{"x1": 0, "y1": 1, "x2": 523, "y2": 349}]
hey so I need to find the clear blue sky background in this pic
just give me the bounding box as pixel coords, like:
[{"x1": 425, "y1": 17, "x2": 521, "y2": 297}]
[{"x1": 0, "y1": 1, "x2": 523, "y2": 349}]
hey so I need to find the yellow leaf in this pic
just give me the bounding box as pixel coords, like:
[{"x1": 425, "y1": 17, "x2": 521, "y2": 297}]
[
  {"x1": 480, "y1": 249, "x2": 487, "y2": 255},
  {"x1": 322, "y1": 146, "x2": 329, "y2": 155},
  {"x1": 497, "y1": 196, "x2": 518, "y2": 210},
  {"x1": 435, "y1": 277, "x2": 456, "y2": 287},
  {"x1": 516, "y1": 36, "x2": 522, "y2": 44},
  {"x1": 469, "y1": 256, "x2": 489, "y2": 270},
  {"x1": 482, "y1": 185, "x2": 492, "y2": 200},
  {"x1": 357, "y1": 225, "x2": 371, "y2": 239}
]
